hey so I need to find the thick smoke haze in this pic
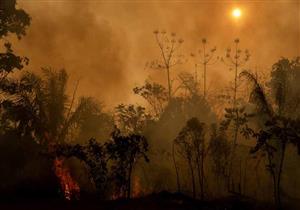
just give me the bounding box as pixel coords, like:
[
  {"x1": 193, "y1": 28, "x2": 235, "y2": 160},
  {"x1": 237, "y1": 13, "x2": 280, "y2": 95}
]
[{"x1": 14, "y1": 0, "x2": 299, "y2": 107}]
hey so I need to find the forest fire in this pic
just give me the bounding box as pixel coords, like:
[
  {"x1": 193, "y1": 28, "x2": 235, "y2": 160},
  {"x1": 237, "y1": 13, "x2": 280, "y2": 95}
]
[
  {"x1": 54, "y1": 158, "x2": 80, "y2": 200},
  {"x1": 132, "y1": 176, "x2": 142, "y2": 198},
  {"x1": 111, "y1": 176, "x2": 143, "y2": 200},
  {"x1": 0, "y1": 1, "x2": 299, "y2": 210}
]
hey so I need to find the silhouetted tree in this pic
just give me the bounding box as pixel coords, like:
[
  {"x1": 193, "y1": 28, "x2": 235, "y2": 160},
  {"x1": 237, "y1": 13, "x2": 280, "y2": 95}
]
[
  {"x1": 190, "y1": 38, "x2": 218, "y2": 98},
  {"x1": 209, "y1": 123, "x2": 230, "y2": 193},
  {"x1": 241, "y1": 59, "x2": 300, "y2": 209},
  {"x1": 0, "y1": 0, "x2": 30, "y2": 133},
  {"x1": 1, "y1": 69, "x2": 102, "y2": 199},
  {"x1": 56, "y1": 139, "x2": 109, "y2": 197},
  {"x1": 75, "y1": 105, "x2": 114, "y2": 143},
  {"x1": 220, "y1": 38, "x2": 250, "y2": 194},
  {"x1": 221, "y1": 38, "x2": 250, "y2": 107},
  {"x1": 148, "y1": 30, "x2": 185, "y2": 99},
  {"x1": 106, "y1": 128, "x2": 149, "y2": 199},
  {"x1": 268, "y1": 57, "x2": 300, "y2": 119},
  {"x1": 174, "y1": 117, "x2": 206, "y2": 199},
  {"x1": 0, "y1": 0, "x2": 30, "y2": 81},
  {"x1": 177, "y1": 72, "x2": 199, "y2": 96},
  {"x1": 115, "y1": 104, "x2": 151, "y2": 135},
  {"x1": 133, "y1": 80, "x2": 168, "y2": 118}
]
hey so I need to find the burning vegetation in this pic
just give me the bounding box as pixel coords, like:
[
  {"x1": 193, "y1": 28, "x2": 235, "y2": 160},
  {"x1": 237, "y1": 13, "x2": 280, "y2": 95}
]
[
  {"x1": 0, "y1": 1, "x2": 300, "y2": 210},
  {"x1": 53, "y1": 158, "x2": 80, "y2": 200}
]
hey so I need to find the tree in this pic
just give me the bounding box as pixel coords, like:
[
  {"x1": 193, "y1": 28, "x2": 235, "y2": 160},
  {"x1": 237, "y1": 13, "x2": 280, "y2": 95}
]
[
  {"x1": 75, "y1": 106, "x2": 114, "y2": 143},
  {"x1": 148, "y1": 30, "x2": 185, "y2": 99},
  {"x1": 221, "y1": 38, "x2": 250, "y2": 107},
  {"x1": 209, "y1": 123, "x2": 231, "y2": 194},
  {"x1": 133, "y1": 80, "x2": 168, "y2": 118},
  {"x1": 174, "y1": 122, "x2": 196, "y2": 198},
  {"x1": 1, "y1": 68, "x2": 102, "y2": 199},
  {"x1": 240, "y1": 59, "x2": 300, "y2": 209},
  {"x1": 0, "y1": 0, "x2": 30, "y2": 132},
  {"x1": 268, "y1": 57, "x2": 300, "y2": 119},
  {"x1": 177, "y1": 72, "x2": 200, "y2": 97},
  {"x1": 115, "y1": 104, "x2": 151, "y2": 135},
  {"x1": 220, "y1": 39, "x2": 250, "y2": 194},
  {"x1": 55, "y1": 139, "x2": 109, "y2": 198},
  {"x1": 0, "y1": 0, "x2": 30, "y2": 81},
  {"x1": 174, "y1": 117, "x2": 206, "y2": 199},
  {"x1": 106, "y1": 128, "x2": 149, "y2": 199},
  {"x1": 190, "y1": 38, "x2": 218, "y2": 99}
]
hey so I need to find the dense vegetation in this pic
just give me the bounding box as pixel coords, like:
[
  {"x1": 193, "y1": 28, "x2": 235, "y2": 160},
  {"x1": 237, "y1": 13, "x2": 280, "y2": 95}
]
[{"x1": 0, "y1": 1, "x2": 299, "y2": 210}]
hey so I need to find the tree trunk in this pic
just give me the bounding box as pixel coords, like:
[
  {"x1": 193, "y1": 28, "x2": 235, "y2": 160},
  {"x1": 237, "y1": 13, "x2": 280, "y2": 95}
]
[
  {"x1": 172, "y1": 142, "x2": 181, "y2": 192},
  {"x1": 196, "y1": 156, "x2": 202, "y2": 199},
  {"x1": 267, "y1": 147, "x2": 278, "y2": 208},
  {"x1": 188, "y1": 159, "x2": 196, "y2": 199},
  {"x1": 166, "y1": 66, "x2": 171, "y2": 100},
  {"x1": 276, "y1": 141, "x2": 286, "y2": 209},
  {"x1": 127, "y1": 160, "x2": 134, "y2": 199},
  {"x1": 201, "y1": 152, "x2": 204, "y2": 200}
]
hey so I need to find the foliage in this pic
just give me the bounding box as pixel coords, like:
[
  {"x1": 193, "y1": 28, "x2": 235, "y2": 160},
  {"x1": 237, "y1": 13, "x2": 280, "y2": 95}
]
[
  {"x1": 190, "y1": 38, "x2": 218, "y2": 98},
  {"x1": 209, "y1": 124, "x2": 230, "y2": 179},
  {"x1": 147, "y1": 30, "x2": 185, "y2": 99},
  {"x1": 55, "y1": 127, "x2": 149, "y2": 199},
  {"x1": 1, "y1": 69, "x2": 100, "y2": 145},
  {"x1": 268, "y1": 57, "x2": 300, "y2": 118},
  {"x1": 115, "y1": 104, "x2": 151, "y2": 135},
  {"x1": 55, "y1": 139, "x2": 108, "y2": 197},
  {"x1": 0, "y1": 0, "x2": 30, "y2": 79},
  {"x1": 177, "y1": 72, "x2": 200, "y2": 96},
  {"x1": 174, "y1": 117, "x2": 206, "y2": 198},
  {"x1": 106, "y1": 128, "x2": 149, "y2": 199},
  {"x1": 0, "y1": 0, "x2": 31, "y2": 39},
  {"x1": 241, "y1": 64, "x2": 300, "y2": 208},
  {"x1": 220, "y1": 106, "x2": 255, "y2": 141},
  {"x1": 133, "y1": 80, "x2": 168, "y2": 117}
]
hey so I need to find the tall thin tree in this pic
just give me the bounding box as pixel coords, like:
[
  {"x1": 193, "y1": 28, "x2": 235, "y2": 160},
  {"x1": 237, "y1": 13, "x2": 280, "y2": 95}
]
[
  {"x1": 148, "y1": 30, "x2": 185, "y2": 100},
  {"x1": 191, "y1": 38, "x2": 218, "y2": 99}
]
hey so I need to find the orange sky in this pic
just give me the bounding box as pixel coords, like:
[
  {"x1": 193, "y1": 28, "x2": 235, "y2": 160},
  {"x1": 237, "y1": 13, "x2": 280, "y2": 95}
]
[{"x1": 14, "y1": 0, "x2": 300, "y2": 108}]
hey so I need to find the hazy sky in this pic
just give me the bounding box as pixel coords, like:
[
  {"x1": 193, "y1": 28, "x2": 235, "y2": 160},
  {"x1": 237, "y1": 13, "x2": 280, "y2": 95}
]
[{"x1": 14, "y1": 0, "x2": 300, "y2": 107}]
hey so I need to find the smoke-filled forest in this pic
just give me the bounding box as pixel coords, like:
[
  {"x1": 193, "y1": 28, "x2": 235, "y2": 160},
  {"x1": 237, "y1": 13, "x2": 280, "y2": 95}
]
[{"x1": 0, "y1": 0, "x2": 300, "y2": 209}]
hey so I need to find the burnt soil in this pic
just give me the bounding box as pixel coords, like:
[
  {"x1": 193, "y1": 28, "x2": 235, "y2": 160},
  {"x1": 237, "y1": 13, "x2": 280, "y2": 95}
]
[{"x1": 0, "y1": 191, "x2": 292, "y2": 210}]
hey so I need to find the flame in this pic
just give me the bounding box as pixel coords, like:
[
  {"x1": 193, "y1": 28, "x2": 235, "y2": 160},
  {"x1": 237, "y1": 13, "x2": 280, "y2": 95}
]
[
  {"x1": 110, "y1": 176, "x2": 142, "y2": 200},
  {"x1": 111, "y1": 191, "x2": 122, "y2": 200},
  {"x1": 54, "y1": 158, "x2": 80, "y2": 200},
  {"x1": 132, "y1": 176, "x2": 142, "y2": 198}
]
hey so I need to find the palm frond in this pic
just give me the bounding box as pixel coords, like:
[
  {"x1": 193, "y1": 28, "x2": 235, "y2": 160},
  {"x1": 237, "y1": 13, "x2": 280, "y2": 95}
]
[{"x1": 240, "y1": 70, "x2": 273, "y2": 118}]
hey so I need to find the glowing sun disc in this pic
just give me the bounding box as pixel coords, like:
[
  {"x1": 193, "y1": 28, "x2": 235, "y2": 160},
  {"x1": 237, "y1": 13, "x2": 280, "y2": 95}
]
[{"x1": 232, "y1": 8, "x2": 241, "y2": 18}]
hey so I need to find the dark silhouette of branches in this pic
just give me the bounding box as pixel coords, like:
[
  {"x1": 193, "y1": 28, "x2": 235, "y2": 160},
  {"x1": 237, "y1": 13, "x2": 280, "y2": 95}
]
[
  {"x1": 133, "y1": 81, "x2": 168, "y2": 118},
  {"x1": 147, "y1": 30, "x2": 185, "y2": 99},
  {"x1": 191, "y1": 38, "x2": 218, "y2": 98},
  {"x1": 174, "y1": 117, "x2": 206, "y2": 199},
  {"x1": 241, "y1": 62, "x2": 300, "y2": 209},
  {"x1": 0, "y1": 0, "x2": 30, "y2": 81},
  {"x1": 106, "y1": 128, "x2": 149, "y2": 199},
  {"x1": 221, "y1": 39, "x2": 250, "y2": 106}
]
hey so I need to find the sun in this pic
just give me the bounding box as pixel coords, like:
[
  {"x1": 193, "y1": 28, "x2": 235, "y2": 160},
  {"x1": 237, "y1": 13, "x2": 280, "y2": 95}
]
[{"x1": 232, "y1": 8, "x2": 241, "y2": 18}]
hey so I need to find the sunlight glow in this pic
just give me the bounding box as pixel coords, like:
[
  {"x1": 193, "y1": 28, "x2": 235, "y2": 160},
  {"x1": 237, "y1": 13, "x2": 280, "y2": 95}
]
[{"x1": 232, "y1": 8, "x2": 241, "y2": 18}]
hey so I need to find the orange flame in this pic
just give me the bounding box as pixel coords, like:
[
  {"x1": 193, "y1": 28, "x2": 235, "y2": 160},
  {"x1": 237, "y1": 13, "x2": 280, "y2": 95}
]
[
  {"x1": 54, "y1": 158, "x2": 80, "y2": 200},
  {"x1": 132, "y1": 176, "x2": 142, "y2": 198},
  {"x1": 110, "y1": 176, "x2": 143, "y2": 200},
  {"x1": 111, "y1": 191, "x2": 122, "y2": 200}
]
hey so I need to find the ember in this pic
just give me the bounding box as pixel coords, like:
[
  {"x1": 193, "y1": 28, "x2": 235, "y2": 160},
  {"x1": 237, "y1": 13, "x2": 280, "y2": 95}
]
[
  {"x1": 54, "y1": 158, "x2": 80, "y2": 200},
  {"x1": 110, "y1": 176, "x2": 142, "y2": 200},
  {"x1": 132, "y1": 176, "x2": 142, "y2": 198}
]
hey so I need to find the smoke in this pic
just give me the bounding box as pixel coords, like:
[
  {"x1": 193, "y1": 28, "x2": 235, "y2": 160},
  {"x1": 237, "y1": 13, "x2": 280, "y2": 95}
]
[
  {"x1": 15, "y1": 1, "x2": 130, "y2": 106},
  {"x1": 14, "y1": 0, "x2": 299, "y2": 107}
]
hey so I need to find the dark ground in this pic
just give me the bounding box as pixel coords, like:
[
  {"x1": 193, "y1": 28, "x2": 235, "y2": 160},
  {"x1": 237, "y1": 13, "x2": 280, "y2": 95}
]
[
  {"x1": 0, "y1": 191, "x2": 297, "y2": 210},
  {"x1": 0, "y1": 191, "x2": 279, "y2": 210}
]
